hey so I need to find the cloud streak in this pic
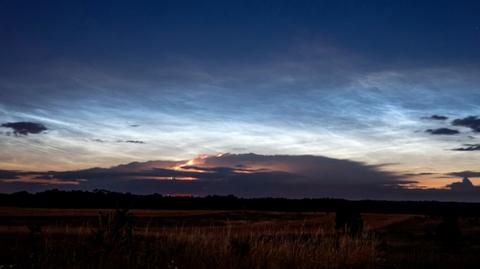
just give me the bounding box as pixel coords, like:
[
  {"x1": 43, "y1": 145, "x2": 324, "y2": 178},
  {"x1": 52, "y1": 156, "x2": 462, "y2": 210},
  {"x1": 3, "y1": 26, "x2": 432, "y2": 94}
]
[
  {"x1": 121, "y1": 140, "x2": 146, "y2": 144},
  {"x1": 452, "y1": 144, "x2": 480, "y2": 151}
]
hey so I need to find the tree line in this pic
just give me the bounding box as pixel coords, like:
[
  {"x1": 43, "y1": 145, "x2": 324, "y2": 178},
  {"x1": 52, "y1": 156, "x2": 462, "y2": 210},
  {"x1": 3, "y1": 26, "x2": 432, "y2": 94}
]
[{"x1": 2, "y1": 189, "x2": 480, "y2": 216}]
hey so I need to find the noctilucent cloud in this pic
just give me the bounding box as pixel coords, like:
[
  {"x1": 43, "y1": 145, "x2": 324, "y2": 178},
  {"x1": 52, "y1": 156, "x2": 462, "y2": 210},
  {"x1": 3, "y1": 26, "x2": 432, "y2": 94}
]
[{"x1": 1, "y1": 1, "x2": 480, "y2": 196}]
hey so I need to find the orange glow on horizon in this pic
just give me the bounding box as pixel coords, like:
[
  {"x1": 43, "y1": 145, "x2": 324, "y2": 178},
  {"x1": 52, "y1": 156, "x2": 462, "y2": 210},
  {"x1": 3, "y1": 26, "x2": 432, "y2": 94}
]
[{"x1": 402, "y1": 175, "x2": 480, "y2": 189}]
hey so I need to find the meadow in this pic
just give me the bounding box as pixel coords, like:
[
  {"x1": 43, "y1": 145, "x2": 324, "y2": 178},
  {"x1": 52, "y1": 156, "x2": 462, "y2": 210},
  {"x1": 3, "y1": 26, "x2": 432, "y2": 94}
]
[{"x1": 1, "y1": 207, "x2": 480, "y2": 269}]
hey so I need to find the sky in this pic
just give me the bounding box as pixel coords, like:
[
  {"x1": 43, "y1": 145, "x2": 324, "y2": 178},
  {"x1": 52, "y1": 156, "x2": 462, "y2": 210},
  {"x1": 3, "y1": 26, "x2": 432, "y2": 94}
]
[{"x1": 1, "y1": 0, "x2": 480, "y2": 199}]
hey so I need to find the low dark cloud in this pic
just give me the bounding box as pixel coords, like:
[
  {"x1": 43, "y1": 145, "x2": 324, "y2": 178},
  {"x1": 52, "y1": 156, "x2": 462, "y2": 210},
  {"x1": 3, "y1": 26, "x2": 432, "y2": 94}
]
[
  {"x1": 1, "y1": 122, "x2": 47, "y2": 136},
  {"x1": 425, "y1": 128, "x2": 459, "y2": 135},
  {"x1": 447, "y1": 171, "x2": 480, "y2": 178},
  {"x1": 422, "y1": 115, "x2": 448, "y2": 120},
  {"x1": 92, "y1": 139, "x2": 145, "y2": 144},
  {"x1": 402, "y1": 172, "x2": 437, "y2": 177},
  {"x1": 2, "y1": 154, "x2": 480, "y2": 201},
  {"x1": 451, "y1": 144, "x2": 480, "y2": 151},
  {"x1": 0, "y1": 153, "x2": 405, "y2": 198},
  {"x1": 446, "y1": 177, "x2": 475, "y2": 191},
  {"x1": 0, "y1": 170, "x2": 21, "y2": 179},
  {"x1": 452, "y1": 116, "x2": 480, "y2": 132}
]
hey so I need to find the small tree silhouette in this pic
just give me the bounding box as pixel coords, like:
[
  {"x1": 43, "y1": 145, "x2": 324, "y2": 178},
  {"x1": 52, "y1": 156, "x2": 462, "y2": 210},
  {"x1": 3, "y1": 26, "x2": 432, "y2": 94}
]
[
  {"x1": 93, "y1": 208, "x2": 136, "y2": 252},
  {"x1": 335, "y1": 204, "x2": 363, "y2": 236}
]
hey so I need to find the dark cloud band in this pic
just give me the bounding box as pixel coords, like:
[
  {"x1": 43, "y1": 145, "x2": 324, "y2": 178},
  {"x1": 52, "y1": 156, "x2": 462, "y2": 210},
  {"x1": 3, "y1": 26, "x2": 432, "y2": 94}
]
[
  {"x1": 122, "y1": 140, "x2": 146, "y2": 144},
  {"x1": 1, "y1": 122, "x2": 47, "y2": 136},
  {"x1": 425, "y1": 128, "x2": 459, "y2": 135},
  {"x1": 452, "y1": 116, "x2": 480, "y2": 132},
  {"x1": 422, "y1": 115, "x2": 448, "y2": 120}
]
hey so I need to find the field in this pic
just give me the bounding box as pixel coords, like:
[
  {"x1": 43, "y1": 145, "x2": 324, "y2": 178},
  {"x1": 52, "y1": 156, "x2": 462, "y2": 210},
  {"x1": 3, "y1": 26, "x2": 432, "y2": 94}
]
[{"x1": 1, "y1": 208, "x2": 480, "y2": 269}]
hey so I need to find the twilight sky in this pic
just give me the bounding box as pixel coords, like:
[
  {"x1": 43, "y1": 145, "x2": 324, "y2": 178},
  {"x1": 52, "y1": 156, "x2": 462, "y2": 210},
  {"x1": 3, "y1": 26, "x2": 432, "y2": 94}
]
[{"x1": 1, "y1": 0, "x2": 480, "y2": 199}]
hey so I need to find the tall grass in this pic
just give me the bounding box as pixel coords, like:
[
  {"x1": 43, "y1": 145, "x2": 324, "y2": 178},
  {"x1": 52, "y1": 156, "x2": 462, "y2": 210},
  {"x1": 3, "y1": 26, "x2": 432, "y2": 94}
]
[
  {"x1": 1, "y1": 218, "x2": 379, "y2": 269},
  {"x1": 145, "y1": 225, "x2": 378, "y2": 269}
]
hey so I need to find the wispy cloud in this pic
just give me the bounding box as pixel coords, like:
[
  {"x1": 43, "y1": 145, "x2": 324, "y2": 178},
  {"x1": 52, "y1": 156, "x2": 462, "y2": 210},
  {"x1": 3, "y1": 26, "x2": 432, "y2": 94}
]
[{"x1": 452, "y1": 144, "x2": 480, "y2": 151}]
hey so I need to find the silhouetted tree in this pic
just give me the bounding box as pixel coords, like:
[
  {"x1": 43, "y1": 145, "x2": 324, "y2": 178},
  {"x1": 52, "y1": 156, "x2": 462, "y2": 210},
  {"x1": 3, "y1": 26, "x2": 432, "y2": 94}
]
[
  {"x1": 335, "y1": 204, "x2": 363, "y2": 236},
  {"x1": 94, "y1": 208, "x2": 136, "y2": 252}
]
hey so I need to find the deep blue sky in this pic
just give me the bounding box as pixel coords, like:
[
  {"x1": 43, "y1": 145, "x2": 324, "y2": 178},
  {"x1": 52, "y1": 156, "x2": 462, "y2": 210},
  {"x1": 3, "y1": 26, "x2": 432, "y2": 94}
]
[
  {"x1": 2, "y1": 0, "x2": 480, "y2": 69},
  {"x1": 1, "y1": 0, "x2": 480, "y2": 194}
]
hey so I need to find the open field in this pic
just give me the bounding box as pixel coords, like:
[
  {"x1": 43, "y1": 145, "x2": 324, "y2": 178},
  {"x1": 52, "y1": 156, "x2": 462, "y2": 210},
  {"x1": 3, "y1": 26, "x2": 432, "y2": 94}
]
[
  {"x1": 1, "y1": 207, "x2": 480, "y2": 269},
  {"x1": 0, "y1": 207, "x2": 413, "y2": 230}
]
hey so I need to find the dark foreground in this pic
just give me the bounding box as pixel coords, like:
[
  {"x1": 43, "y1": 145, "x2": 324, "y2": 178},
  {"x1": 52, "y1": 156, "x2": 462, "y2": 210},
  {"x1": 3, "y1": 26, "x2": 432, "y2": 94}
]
[{"x1": 1, "y1": 206, "x2": 480, "y2": 269}]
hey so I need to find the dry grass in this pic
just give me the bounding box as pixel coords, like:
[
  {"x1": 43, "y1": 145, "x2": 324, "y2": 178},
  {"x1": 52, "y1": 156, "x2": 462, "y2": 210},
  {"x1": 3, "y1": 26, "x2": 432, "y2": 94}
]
[
  {"x1": 0, "y1": 211, "x2": 379, "y2": 269},
  {"x1": 4, "y1": 208, "x2": 480, "y2": 268},
  {"x1": 140, "y1": 225, "x2": 379, "y2": 269}
]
